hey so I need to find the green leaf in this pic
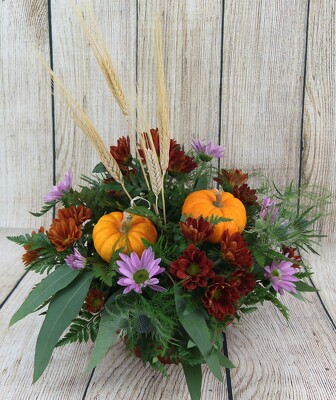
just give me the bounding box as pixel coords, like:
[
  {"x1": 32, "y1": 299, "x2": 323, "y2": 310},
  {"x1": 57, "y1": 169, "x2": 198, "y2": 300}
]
[
  {"x1": 174, "y1": 286, "x2": 223, "y2": 382},
  {"x1": 216, "y1": 350, "x2": 235, "y2": 368},
  {"x1": 33, "y1": 272, "x2": 93, "y2": 382},
  {"x1": 182, "y1": 363, "x2": 202, "y2": 400},
  {"x1": 10, "y1": 265, "x2": 80, "y2": 326},
  {"x1": 87, "y1": 292, "x2": 123, "y2": 370},
  {"x1": 239, "y1": 306, "x2": 258, "y2": 314},
  {"x1": 92, "y1": 162, "x2": 106, "y2": 173},
  {"x1": 295, "y1": 280, "x2": 317, "y2": 292},
  {"x1": 30, "y1": 202, "x2": 56, "y2": 217},
  {"x1": 93, "y1": 261, "x2": 116, "y2": 286}
]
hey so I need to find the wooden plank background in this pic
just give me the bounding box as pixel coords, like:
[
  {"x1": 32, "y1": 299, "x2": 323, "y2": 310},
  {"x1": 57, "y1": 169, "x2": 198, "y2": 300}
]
[
  {"x1": 1, "y1": 0, "x2": 335, "y2": 239},
  {"x1": 0, "y1": 1, "x2": 335, "y2": 400}
]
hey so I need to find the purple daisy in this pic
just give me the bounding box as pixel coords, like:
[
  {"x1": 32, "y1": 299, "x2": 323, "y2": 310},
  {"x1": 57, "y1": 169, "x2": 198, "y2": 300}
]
[
  {"x1": 65, "y1": 248, "x2": 86, "y2": 270},
  {"x1": 43, "y1": 170, "x2": 73, "y2": 202},
  {"x1": 191, "y1": 139, "x2": 225, "y2": 159},
  {"x1": 264, "y1": 258, "x2": 299, "y2": 295},
  {"x1": 116, "y1": 247, "x2": 165, "y2": 294},
  {"x1": 260, "y1": 197, "x2": 279, "y2": 222}
]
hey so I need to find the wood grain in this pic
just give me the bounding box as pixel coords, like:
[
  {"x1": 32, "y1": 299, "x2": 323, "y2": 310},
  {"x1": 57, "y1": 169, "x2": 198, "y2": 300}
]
[
  {"x1": 0, "y1": 263, "x2": 92, "y2": 400},
  {"x1": 0, "y1": 229, "x2": 28, "y2": 305},
  {"x1": 304, "y1": 242, "x2": 336, "y2": 322},
  {"x1": 137, "y1": 0, "x2": 223, "y2": 145},
  {"x1": 228, "y1": 292, "x2": 336, "y2": 399},
  {"x1": 50, "y1": 0, "x2": 137, "y2": 192},
  {"x1": 0, "y1": 0, "x2": 53, "y2": 228},
  {"x1": 84, "y1": 341, "x2": 228, "y2": 400},
  {"x1": 301, "y1": 0, "x2": 336, "y2": 240},
  {"x1": 221, "y1": 0, "x2": 307, "y2": 187}
]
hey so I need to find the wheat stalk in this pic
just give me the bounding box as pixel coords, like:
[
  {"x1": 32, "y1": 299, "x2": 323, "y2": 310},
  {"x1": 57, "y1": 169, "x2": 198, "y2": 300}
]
[
  {"x1": 39, "y1": 56, "x2": 132, "y2": 201},
  {"x1": 154, "y1": 17, "x2": 170, "y2": 224},
  {"x1": 155, "y1": 17, "x2": 170, "y2": 175},
  {"x1": 72, "y1": 1, "x2": 129, "y2": 117},
  {"x1": 72, "y1": 1, "x2": 152, "y2": 192}
]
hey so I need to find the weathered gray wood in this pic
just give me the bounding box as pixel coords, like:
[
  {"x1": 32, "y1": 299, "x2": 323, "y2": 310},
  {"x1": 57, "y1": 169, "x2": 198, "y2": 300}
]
[
  {"x1": 0, "y1": 229, "x2": 28, "y2": 304},
  {"x1": 137, "y1": 0, "x2": 223, "y2": 145},
  {"x1": 221, "y1": 0, "x2": 307, "y2": 187},
  {"x1": 301, "y1": 0, "x2": 336, "y2": 240},
  {"x1": 305, "y1": 242, "x2": 336, "y2": 322},
  {"x1": 50, "y1": 0, "x2": 137, "y2": 189},
  {"x1": 0, "y1": 0, "x2": 53, "y2": 228},
  {"x1": 228, "y1": 292, "x2": 336, "y2": 399},
  {"x1": 85, "y1": 343, "x2": 228, "y2": 400},
  {"x1": 0, "y1": 269, "x2": 92, "y2": 400}
]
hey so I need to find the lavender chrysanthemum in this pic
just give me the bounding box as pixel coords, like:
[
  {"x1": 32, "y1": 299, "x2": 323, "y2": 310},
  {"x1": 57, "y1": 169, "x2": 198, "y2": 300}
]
[
  {"x1": 260, "y1": 197, "x2": 279, "y2": 222},
  {"x1": 44, "y1": 170, "x2": 73, "y2": 202},
  {"x1": 264, "y1": 258, "x2": 299, "y2": 295},
  {"x1": 191, "y1": 139, "x2": 225, "y2": 159},
  {"x1": 65, "y1": 248, "x2": 86, "y2": 270},
  {"x1": 116, "y1": 247, "x2": 165, "y2": 294}
]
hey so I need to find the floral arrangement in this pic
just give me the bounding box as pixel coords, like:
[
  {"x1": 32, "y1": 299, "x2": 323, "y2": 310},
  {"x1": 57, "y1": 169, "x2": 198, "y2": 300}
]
[{"x1": 8, "y1": 9, "x2": 327, "y2": 400}]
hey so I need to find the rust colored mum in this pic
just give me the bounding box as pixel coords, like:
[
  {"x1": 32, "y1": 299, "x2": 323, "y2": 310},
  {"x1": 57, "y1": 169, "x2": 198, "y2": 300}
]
[
  {"x1": 57, "y1": 205, "x2": 92, "y2": 226},
  {"x1": 229, "y1": 271, "x2": 256, "y2": 296},
  {"x1": 179, "y1": 216, "x2": 215, "y2": 244},
  {"x1": 84, "y1": 288, "x2": 105, "y2": 313},
  {"x1": 22, "y1": 227, "x2": 45, "y2": 267},
  {"x1": 170, "y1": 244, "x2": 215, "y2": 290},
  {"x1": 139, "y1": 128, "x2": 198, "y2": 174},
  {"x1": 221, "y1": 230, "x2": 253, "y2": 269},
  {"x1": 48, "y1": 219, "x2": 82, "y2": 251},
  {"x1": 202, "y1": 276, "x2": 240, "y2": 321},
  {"x1": 214, "y1": 169, "x2": 248, "y2": 190},
  {"x1": 233, "y1": 184, "x2": 258, "y2": 206},
  {"x1": 282, "y1": 246, "x2": 302, "y2": 268},
  {"x1": 110, "y1": 136, "x2": 132, "y2": 169}
]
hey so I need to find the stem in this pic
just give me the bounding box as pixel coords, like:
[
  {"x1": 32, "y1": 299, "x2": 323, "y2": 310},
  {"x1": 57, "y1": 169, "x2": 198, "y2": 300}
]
[
  {"x1": 161, "y1": 175, "x2": 167, "y2": 225},
  {"x1": 154, "y1": 195, "x2": 159, "y2": 216},
  {"x1": 121, "y1": 183, "x2": 133, "y2": 202},
  {"x1": 213, "y1": 189, "x2": 223, "y2": 207},
  {"x1": 125, "y1": 116, "x2": 151, "y2": 191}
]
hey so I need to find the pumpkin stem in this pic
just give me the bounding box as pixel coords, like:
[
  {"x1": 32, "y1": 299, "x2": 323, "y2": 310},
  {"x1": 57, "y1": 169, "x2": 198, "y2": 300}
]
[
  {"x1": 120, "y1": 211, "x2": 132, "y2": 233},
  {"x1": 213, "y1": 189, "x2": 223, "y2": 207}
]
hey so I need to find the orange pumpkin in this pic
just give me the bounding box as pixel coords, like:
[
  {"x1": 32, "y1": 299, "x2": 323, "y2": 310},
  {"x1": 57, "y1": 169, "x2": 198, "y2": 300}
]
[
  {"x1": 92, "y1": 211, "x2": 157, "y2": 262},
  {"x1": 181, "y1": 189, "x2": 247, "y2": 243}
]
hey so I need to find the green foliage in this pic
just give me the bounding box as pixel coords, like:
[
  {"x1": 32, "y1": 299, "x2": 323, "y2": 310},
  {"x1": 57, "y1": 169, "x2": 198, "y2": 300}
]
[
  {"x1": 10, "y1": 265, "x2": 80, "y2": 326},
  {"x1": 33, "y1": 272, "x2": 93, "y2": 382},
  {"x1": 92, "y1": 260, "x2": 117, "y2": 286},
  {"x1": 30, "y1": 201, "x2": 56, "y2": 217},
  {"x1": 182, "y1": 363, "x2": 202, "y2": 400},
  {"x1": 57, "y1": 310, "x2": 101, "y2": 346},
  {"x1": 110, "y1": 288, "x2": 179, "y2": 351},
  {"x1": 250, "y1": 182, "x2": 330, "y2": 258},
  {"x1": 7, "y1": 232, "x2": 51, "y2": 250},
  {"x1": 205, "y1": 215, "x2": 232, "y2": 225},
  {"x1": 295, "y1": 280, "x2": 317, "y2": 292},
  {"x1": 174, "y1": 286, "x2": 223, "y2": 382},
  {"x1": 92, "y1": 162, "x2": 107, "y2": 173},
  {"x1": 87, "y1": 290, "x2": 130, "y2": 370},
  {"x1": 241, "y1": 283, "x2": 289, "y2": 320}
]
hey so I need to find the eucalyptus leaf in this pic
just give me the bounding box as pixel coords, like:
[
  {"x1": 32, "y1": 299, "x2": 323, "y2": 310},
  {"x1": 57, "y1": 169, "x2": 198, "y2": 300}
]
[
  {"x1": 216, "y1": 350, "x2": 235, "y2": 368},
  {"x1": 87, "y1": 291, "x2": 123, "y2": 370},
  {"x1": 295, "y1": 280, "x2": 317, "y2": 292},
  {"x1": 33, "y1": 272, "x2": 93, "y2": 382},
  {"x1": 10, "y1": 265, "x2": 80, "y2": 326},
  {"x1": 174, "y1": 286, "x2": 223, "y2": 382},
  {"x1": 182, "y1": 363, "x2": 202, "y2": 400}
]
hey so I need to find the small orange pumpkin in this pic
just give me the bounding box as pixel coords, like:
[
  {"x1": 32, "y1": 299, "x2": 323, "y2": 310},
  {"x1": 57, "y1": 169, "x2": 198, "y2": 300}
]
[
  {"x1": 181, "y1": 189, "x2": 247, "y2": 243},
  {"x1": 92, "y1": 211, "x2": 157, "y2": 262}
]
